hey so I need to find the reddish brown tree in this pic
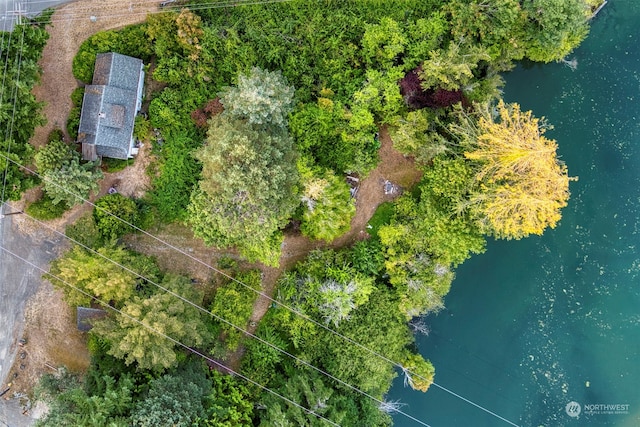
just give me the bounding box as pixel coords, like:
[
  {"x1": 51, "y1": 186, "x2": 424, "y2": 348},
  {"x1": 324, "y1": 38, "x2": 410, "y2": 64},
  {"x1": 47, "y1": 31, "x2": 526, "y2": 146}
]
[
  {"x1": 400, "y1": 67, "x2": 467, "y2": 109},
  {"x1": 190, "y1": 97, "x2": 224, "y2": 128}
]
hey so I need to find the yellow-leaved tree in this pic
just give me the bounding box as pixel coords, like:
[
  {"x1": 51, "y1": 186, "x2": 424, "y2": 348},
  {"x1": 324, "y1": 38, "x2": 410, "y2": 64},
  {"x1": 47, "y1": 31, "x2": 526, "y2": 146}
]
[{"x1": 454, "y1": 100, "x2": 572, "y2": 239}]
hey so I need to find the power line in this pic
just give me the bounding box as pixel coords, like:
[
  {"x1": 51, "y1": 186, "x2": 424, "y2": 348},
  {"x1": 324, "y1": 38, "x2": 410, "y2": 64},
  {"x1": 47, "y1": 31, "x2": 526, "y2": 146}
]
[
  {"x1": 22, "y1": 0, "x2": 293, "y2": 25},
  {"x1": 1, "y1": 2, "x2": 524, "y2": 425},
  {"x1": 3, "y1": 200, "x2": 432, "y2": 427},
  {"x1": 0, "y1": 243, "x2": 342, "y2": 427},
  {"x1": 0, "y1": 21, "x2": 24, "y2": 204},
  {"x1": 0, "y1": 156, "x2": 522, "y2": 427},
  {"x1": 0, "y1": 150, "x2": 521, "y2": 427}
]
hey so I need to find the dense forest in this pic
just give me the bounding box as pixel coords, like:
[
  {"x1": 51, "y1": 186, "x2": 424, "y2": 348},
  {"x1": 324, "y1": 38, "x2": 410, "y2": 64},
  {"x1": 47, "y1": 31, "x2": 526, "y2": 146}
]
[{"x1": 20, "y1": 0, "x2": 600, "y2": 425}]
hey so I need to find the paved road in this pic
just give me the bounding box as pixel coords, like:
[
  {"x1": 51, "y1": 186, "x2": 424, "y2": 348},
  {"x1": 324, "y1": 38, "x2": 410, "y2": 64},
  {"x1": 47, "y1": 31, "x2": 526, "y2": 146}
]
[
  {"x1": 0, "y1": 204, "x2": 60, "y2": 426},
  {"x1": 0, "y1": 0, "x2": 75, "y2": 32}
]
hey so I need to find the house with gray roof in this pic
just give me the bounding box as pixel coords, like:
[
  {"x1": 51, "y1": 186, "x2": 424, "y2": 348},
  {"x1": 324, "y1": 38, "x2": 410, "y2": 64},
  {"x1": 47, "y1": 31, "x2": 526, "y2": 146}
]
[{"x1": 78, "y1": 52, "x2": 145, "y2": 161}]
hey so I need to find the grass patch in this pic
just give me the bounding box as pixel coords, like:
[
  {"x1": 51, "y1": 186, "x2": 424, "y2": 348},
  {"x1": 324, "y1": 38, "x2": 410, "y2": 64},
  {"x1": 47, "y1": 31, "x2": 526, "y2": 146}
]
[
  {"x1": 367, "y1": 201, "x2": 395, "y2": 238},
  {"x1": 101, "y1": 157, "x2": 132, "y2": 173}
]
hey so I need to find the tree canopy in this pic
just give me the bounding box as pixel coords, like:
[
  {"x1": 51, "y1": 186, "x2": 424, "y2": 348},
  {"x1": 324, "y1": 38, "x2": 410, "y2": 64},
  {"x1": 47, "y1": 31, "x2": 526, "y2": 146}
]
[
  {"x1": 0, "y1": 18, "x2": 50, "y2": 202},
  {"x1": 187, "y1": 68, "x2": 299, "y2": 265},
  {"x1": 41, "y1": 0, "x2": 592, "y2": 424},
  {"x1": 218, "y1": 67, "x2": 295, "y2": 127},
  {"x1": 91, "y1": 275, "x2": 207, "y2": 371},
  {"x1": 454, "y1": 101, "x2": 572, "y2": 239},
  {"x1": 47, "y1": 245, "x2": 159, "y2": 308}
]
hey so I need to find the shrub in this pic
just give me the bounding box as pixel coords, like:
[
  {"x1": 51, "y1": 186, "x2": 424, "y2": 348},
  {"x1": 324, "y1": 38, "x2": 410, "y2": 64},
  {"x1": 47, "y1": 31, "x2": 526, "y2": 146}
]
[
  {"x1": 65, "y1": 213, "x2": 103, "y2": 249},
  {"x1": 72, "y1": 25, "x2": 153, "y2": 83},
  {"x1": 48, "y1": 128, "x2": 65, "y2": 143},
  {"x1": 94, "y1": 193, "x2": 139, "y2": 241},
  {"x1": 101, "y1": 157, "x2": 131, "y2": 173},
  {"x1": 66, "y1": 106, "x2": 81, "y2": 141},
  {"x1": 70, "y1": 87, "x2": 85, "y2": 107},
  {"x1": 26, "y1": 194, "x2": 69, "y2": 220},
  {"x1": 133, "y1": 115, "x2": 151, "y2": 141}
]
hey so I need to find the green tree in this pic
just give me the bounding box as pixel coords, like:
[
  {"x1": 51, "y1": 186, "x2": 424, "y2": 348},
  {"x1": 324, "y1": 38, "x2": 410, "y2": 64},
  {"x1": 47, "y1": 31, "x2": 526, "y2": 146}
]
[
  {"x1": 446, "y1": 0, "x2": 526, "y2": 61},
  {"x1": 361, "y1": 17, "x2": 407, "y2": 70},
  {"x1": 0, "y1": 21, "x2": 50, "y2": 202},
  {"x1": 131, "y1": 374, "x2": 208, "y2": 426},
  {"x1": 522, "y1": 0, "x2": 590, "y2": 62},
  {"x1": 48, "y1": 245, "x2": 156, "y2": 307},
  {"x1": 146, "y1": 10, "x2": 212, "y2": 84},
  {"x1": 278, "y1": 249, "x2": 375, "y2": 328},
  {"x1": 311, "y1": 289, "x2": 419, "y2": 397},
  {"x1": 389, "y1": 109, "x2": 449, "y2": 164},
  {"x1": 92, "y1": 275, "x2": 207, "y2": 371},
  {"x1": 188, "y1": 114, "x2": 298, "y2": 265},
  {"x1": 210, "y1": 271, "x2": 261, "y2": 351},
  {"x1": 34, "y1": 138, "x2": 75, "y2": 172},
  {"x1": 400, "y1": 351, "x2": 435, "y2": 392},
  {"x1": 298, "y1": 160, "x2": 355, "y2": 242},
  {"x1": 352, "y1": 67, "x2": 405, "y2": 123},
  {"x1": 258, "y1": 371, "x2": 351, "y2": 427},
  {"x1": 35, "y1": 373, "x2": 134, "y2": 427},
  {"x1": 418, "y1": 42, "x2": 491, "y2": 91},
  {"x1": 42, "y1": 158, "x2": 103, "y2": 206},
  {"x1": 203, "y1": 370, "x2": 254, "y2": 427},
  {"x1": 219, "y1": 67, "x2": 295, "y2": 127},
  {"x1": 241, "y1": 324, "x2": 287, "y2": 387},
  {"x1": 290, "y1": 98, "x2": 378, "y2": 174},
  {"x1": 379, "y1": 156, "x2": 486, "y2": 317}
]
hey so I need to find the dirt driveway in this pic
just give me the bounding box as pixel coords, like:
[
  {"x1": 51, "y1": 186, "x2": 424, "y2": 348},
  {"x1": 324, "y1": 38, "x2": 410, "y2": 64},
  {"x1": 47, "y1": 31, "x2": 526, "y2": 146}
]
[{"x1": 31, "y1": 0, "x2": 160, "y2": 148}]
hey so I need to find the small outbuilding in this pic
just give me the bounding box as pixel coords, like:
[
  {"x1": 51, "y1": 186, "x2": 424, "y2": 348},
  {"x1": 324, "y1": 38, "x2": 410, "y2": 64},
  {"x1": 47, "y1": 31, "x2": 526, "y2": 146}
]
[
  {"x1": 78, "y1": 52, "x2": 144, "y2": 161},
  {"x1": 76, "y1": 307, "x2": 107, "y2": 332}
]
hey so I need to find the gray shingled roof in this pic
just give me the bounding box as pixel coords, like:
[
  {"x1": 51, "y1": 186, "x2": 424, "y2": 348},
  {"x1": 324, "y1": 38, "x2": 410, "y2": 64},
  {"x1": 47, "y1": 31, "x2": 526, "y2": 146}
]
[
  {"x1": 79, "y1": 53, "x2": 144, "y2": 160},
  {"x1": 93, "y1": 52, "x2": 144, "y2": 92}
]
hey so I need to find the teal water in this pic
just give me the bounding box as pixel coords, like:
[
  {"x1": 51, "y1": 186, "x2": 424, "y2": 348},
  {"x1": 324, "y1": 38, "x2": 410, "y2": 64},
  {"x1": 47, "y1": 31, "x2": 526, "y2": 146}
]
[{"x1": 389, "y1": 1, "x2": 640, "y2": 426}]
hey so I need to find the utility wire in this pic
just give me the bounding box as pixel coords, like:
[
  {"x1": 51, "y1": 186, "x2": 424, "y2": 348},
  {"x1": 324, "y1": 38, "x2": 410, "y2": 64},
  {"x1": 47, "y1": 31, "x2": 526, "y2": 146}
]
[
  {"x1": 21, "y1": 0, "x2": 293, "y2": 24},
  {"x1": 0, "y1": 149, "x2": 522, "y2": 426},
  {"x1": 2, "y1": 199, "x2": 432, "y2": 427},
  {"x1": 0, "y1": 23, "x2": 23, "y2": 204},
  {"x1": 0, "y1": 244, "x2": 342, "y2": 427},
  {"x1": 0, "y1": 2, "x2": 523, "y2": 425}
]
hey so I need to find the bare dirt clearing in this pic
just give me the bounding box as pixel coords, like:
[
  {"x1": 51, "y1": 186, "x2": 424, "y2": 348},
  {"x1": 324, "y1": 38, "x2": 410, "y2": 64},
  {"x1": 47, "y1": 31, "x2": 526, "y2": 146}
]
[{"x1": 127, "y1": 127, "x2": 422, "y2": 369}]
